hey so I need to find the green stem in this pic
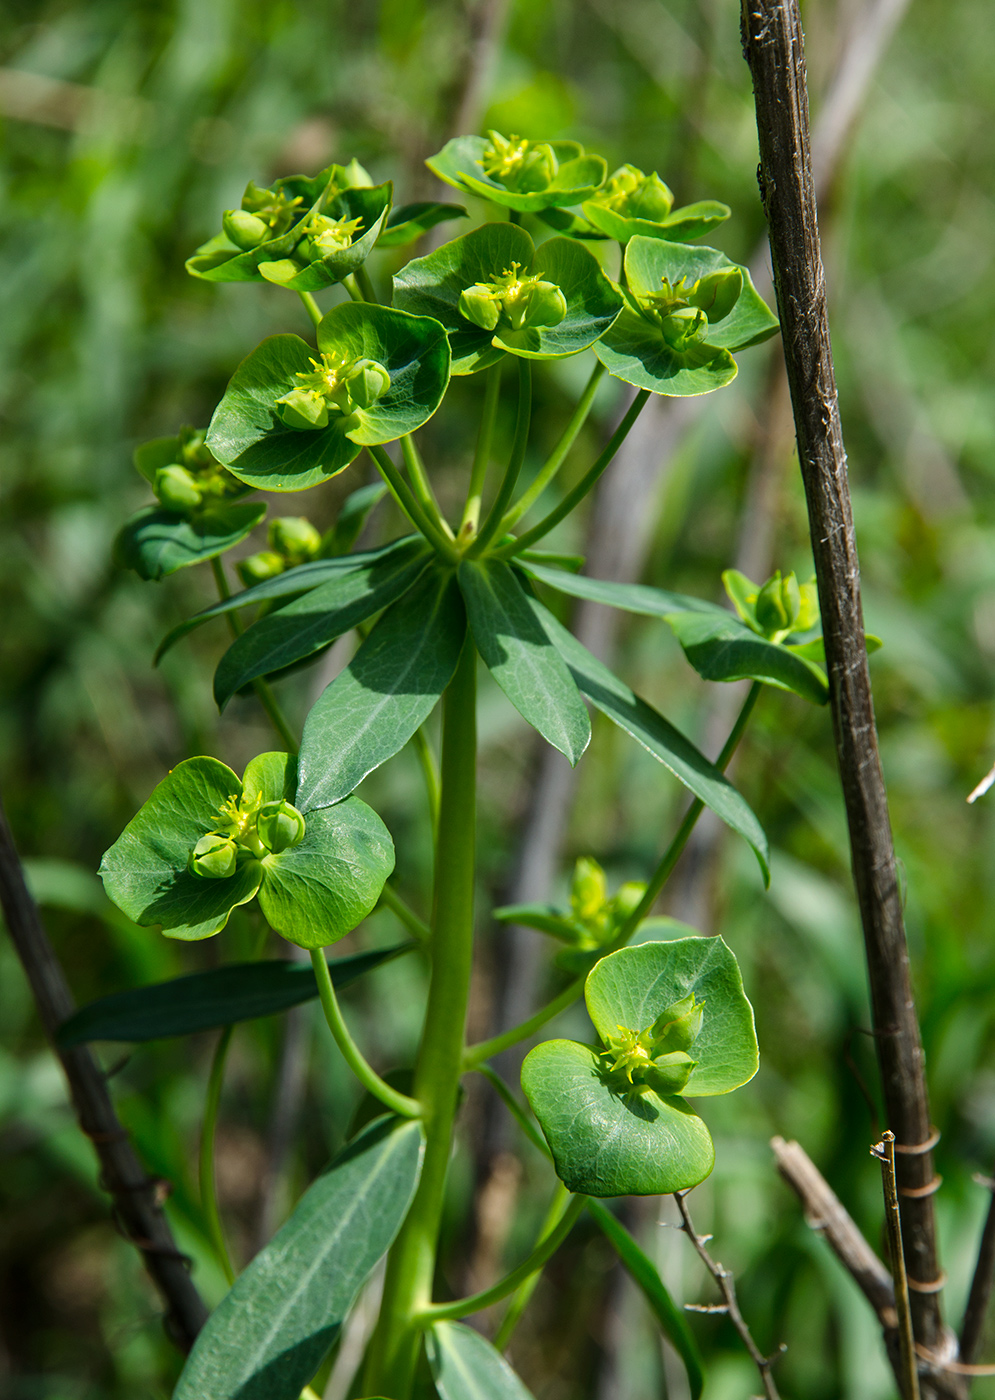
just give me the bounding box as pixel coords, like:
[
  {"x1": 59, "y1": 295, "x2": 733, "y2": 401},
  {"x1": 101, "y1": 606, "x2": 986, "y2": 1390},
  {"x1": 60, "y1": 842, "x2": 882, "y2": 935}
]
[
  {"x1": 463, "y1": 976, "x2": 581, "y2": 1070},
  {"x1": 468, "y1": 359, "x2": 532, "y2": 557},
  {"x1": 494, "y1": 1185, "x2": 569, "y2": 1349},
  {"x1": 378, "y1": 883, "x2": 432, "y2": 945},
  {"x1": 200, "y1": 1026, "x2": 236, "y2": 1286},
  {"x1": 400, "y1": 434, "x2": 454, "y2": 541},
  {"x1": 310, "y1": 950, "x2": 422, "y2": 1118},
  {"x1": 343, "y1": 275, "x2": 364, "y2": 302},
  {"x1": 297, "y1": 290, "x2": 323, "y2": 329},
  {"x1": 367, "y1": 445, "x2": 459, "y2": 562},
  {"x1": 354, "y1": 264, "x2": 379, "y2": 303},
  {"x1": 210, "y1": 557, "x2": 298, "y2": 752},
  {"x1": 411, "y1": 725, "x2": 441, "y2": 838},
  {"x1": 465, "y1": 681, "x2": 763, "y2": 1067},
  {"x1": 474, "y1": 1065, "x2": 549, "y2": 1156},
  {"x1": 610, "y1": 680, "x2": 762, "y2": 950},
  {"x1": 499, "y1": 361, "x2": 605, "y2": 531},
  {"x1": 364, "y1": 639, "x2": 478, "y2": 1399},
  {"x1": 459, "y1": 362, "x2": 503, "y2": 539},
  {"x1": 417, "y1": 1193, "x2": 585, "y2": 1322},
  {"x1": 495, "y1": 389, "x2": 650, "y2": 557}
]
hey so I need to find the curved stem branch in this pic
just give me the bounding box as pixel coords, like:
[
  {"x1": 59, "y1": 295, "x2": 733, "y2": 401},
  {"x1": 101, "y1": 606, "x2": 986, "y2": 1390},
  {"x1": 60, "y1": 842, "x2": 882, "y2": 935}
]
[
  {"x1": 494, "y1": 1185, "x2": 569, "y2": 1349},
  {"x1": 496, "y1": 389, "x2": 650, "y2": 557},
  {"x1": 378, "y1": 883, "x2": 432, "y2": 945},
  {"x1": 500, "y1": 361, "x2": 605, "y2": 531},
  {"x1": 463, "y1": 976, "x2": 582, "y2": 1069},
  {"x1": 401, "y1": 434, "x2": 454, "y2": 540},
  {"x1": 411, "y1": 725, "x2": 441, "y2": 839},
  {"x1": 200, "y1": 1026, "x2": 236, "y2": 1286},
  {"x1": 211, "y1": 557, "x2": 298, "y2": 752},
  {"x1": 310, "y1": 950, "x2": 422, "y2": 1119},
  {"x1": 354, "y1": 264, "x2": 379, "y2": 304},
  {"x1": 367, "y1": 445, "x2": 459, "y2": 561},
  {"x1": 460, "y1": 362, "x2": 503, "y2": 539},
  {"x1": 416, "y1": 1193, "x2": 585, "y2": 1322},
  {"x1": 474, "y1": 1065, "x2": 550, "y2": 1157},
  {"x1": 297, "y1": 291, "x2": 323, "y2": 329},
  {"x1": 467, "y1": 358, "x2": 532, "y2": 557}
]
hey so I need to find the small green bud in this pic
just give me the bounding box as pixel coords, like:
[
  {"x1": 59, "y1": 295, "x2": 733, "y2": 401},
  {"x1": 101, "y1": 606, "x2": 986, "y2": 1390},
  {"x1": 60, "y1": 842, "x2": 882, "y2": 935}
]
[
  {"x1": 155, "y1": 465, "x2": 202, "y2": 512},
  {"x1": 237, "y1": 551, "x2": 286, "y2": 587},
  {"x1": 479, "y1": 131, "x2": 558, "y2": 192},
  {"x1": 189, "y1": 832, "x2": 238, "y2": 879},
  {"x1": 571, "y1": 857, "x2": 607, "y2": 924},
  {"x1": 223, "y1": 208, "x2": 270, "y2": 250},
  {"x1": 303, "y1": 213, "x2": 364, "y2": 258},
  {"x1": 257, "y1": 799, "x2": 306, "y2": 853},
  {"x1": 177, "y1": 427, "x2": 215, "y2": 470},
  {"x1": 344, "y1": 359, "x2": 391, "y2": 409},
  {"x1": 660, "y1": 306, "x2": 706, "y2": 351},
  {"x1": 458, "y1": 284, "x2": 502, "y2": 331},
  {"x1": 756, "y1": 571, "x2": 801, "y2": 636},
  {"x1": 240, "y1": 181, "x2": 304, "y2": 238},
  {"x1": 514, "y1": 278, "x2": 568, "y2": 329},
  {"x1": 649, "y1": 993, "x2": 704, "y2": 1055},
  {"x1": 274, "y1": 387, "x2": 330, "y2": 430},
  {"x1": 688, "y1": 266, "x2": 742, "y2": 323},
  {"x1": 643, "y1": 1051, "x2": 696, "y2": 1097},
  {"x1": 627, "y1": 170, "x2": 675, "y2": 222},
  {"x1": 269, "y1": 516, "x2": 322, "y2": 561}
]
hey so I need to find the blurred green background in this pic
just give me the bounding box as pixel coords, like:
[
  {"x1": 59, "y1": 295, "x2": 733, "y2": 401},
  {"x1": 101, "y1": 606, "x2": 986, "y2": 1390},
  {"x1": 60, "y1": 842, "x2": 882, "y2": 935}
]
[{"x1": 3, "y1": 0, "x2": 995, "y2": 1395}]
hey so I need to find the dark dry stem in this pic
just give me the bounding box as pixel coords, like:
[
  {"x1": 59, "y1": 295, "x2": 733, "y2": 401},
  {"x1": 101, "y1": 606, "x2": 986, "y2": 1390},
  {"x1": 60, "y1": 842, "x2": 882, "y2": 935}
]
[
  {"x1": 0, "y1": 790, "x2": 208, "y2": 1350},
  {"x1": 740, "y1": 0, "x2": 955, "y2": 1375},
  {"x1": 499, "y1": 389, "x2": 650, "y2": 556},
  {"x1": 873, "y1": 1133, "x2": 922, "y2": 1400},
  {"x1": 958, "y1": 1169, "x2": 995, "y2": 1364},
  {"x1": 674, "y1": 1189, "x2": 784, "y2": 1400}
]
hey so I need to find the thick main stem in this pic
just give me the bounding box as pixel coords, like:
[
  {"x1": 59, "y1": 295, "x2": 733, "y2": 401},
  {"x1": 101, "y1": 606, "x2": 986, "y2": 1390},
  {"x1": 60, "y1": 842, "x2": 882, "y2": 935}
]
[
  {"x1": 740, "y1": 0, "x2": 954, "y2": 1380},
  {"x1": 364, "y1": 638, "x2": 477, "y2": 1399}
]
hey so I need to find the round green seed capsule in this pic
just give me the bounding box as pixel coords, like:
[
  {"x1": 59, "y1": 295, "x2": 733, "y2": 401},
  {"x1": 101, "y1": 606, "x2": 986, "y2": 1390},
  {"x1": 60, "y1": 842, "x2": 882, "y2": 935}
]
[
  {"x1": 189, "y1": 832, "x2": 238, "y2": 879},
  {"x1": 223, "y1": 209, "x2": 271, "y2": 250},
  {"x1": 257, "y1": 799, "x2": 306, "y2": 854},
  {"x1": 236, "y1": 551, "x2": 286, "y2": 587},
  {"x1": 155, "y1": 465, "x2": 202, "y2": 513},
  {"x1": 269, "y1": 516, "x2": 322, "y2": 561}
]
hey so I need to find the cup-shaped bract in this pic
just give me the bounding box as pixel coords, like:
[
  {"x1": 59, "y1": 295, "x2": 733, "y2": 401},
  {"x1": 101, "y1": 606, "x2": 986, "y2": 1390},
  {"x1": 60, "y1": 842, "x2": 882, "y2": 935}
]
[
  {"x1": 427, "y1": 132, "x2": 607, "y2": 213},
  {"x1": 393, "y1": 223, "x2": 622, "y2": 375},
  {"x1": 99, "y1": 752, "x2": 394, "y2": 949},
  {"x1": 186, "y1": 162, "x2": 392, "y2": 291},
  {"x1": 521, "y1": 937, "x2": 758, "y2": 1195},
  {"x1": 581, "y1": 163, "x2": 731, "y2": 245},
  {"x1": 594, "y1": 236, "x2": 779, "y2": 397},
  {"x1": 205, "y1": 304, "x2": 451, "y2": 492}
]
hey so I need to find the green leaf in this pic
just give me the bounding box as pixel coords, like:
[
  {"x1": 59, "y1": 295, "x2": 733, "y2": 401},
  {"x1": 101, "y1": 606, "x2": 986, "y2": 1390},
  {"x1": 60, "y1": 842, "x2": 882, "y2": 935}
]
[
  {"x1": 581, "y1": 198, "x2": 730, "y2": 245},
  {"x1": 55, "y1": 945, "x2": 412, "y2": 1046},
  {"x1": 492, "y1": 902, "x2": 582, "y2": 942},
  {"x1": 519, "y1": 559, "x2": 728, "y2": 619},
  {"x1": 623, "y1": 238, "x2": 780, "y2": 352},
  {"x1": 585, "y1": 941, "x2": 758, "y2": 1097},
  {"x1": 595, "y1": 305, "x2": 738, "y2": 397},
  {"x1": 586, "y1": 1199, "x2": 704, "y2": 1399},
  {"x1": 459, "y1": 559, "x2": 590, "y2": 765},
  {"x1": 532, "y1": 601, "x2": 769, "y2": 879},
  {"x1": 297, "y1": 568, "x2": 466, "y2": 811},
  {"x1": 392, "y1": 223, "x2": 620, "y2": 375},
  {"x1": 521, "y1": 1038, "x2": 715, "y2": 1196},
  {"x1": 213, "y1": 537, "x2": 430, "y2": 708},
  {"x1": 429, "y1": 1321, "x2": 536, "y2": 1400},
  {"x1": 260, "y1": 185, "x2": 392, "y2": 292},
  {"x1": 258, "y1": 797, "x2": 396, "y2": 949},
  {"x1": 665, "y1": 612, "x2": 829, "y2": 705},
  {"x1": 155, "y1": 536, "x2": 419, "y2": 661},
  {"x1": 98, "y1": 758, "x2": 263, "y2": 942},
  {"x1": 377, "y1": 200, "x2": 468, "y2": 248},
  {"x1": 174, "y1": 1117, "x2": 424, "y2": 1400},
  {"x1": 115, "y1": 502, "x2": 267, "y2": 581},
  {"x1": 206, "y1": 308, "x2": 450, "y2": 491},
  {"x1": 426, "y1": 134, "x2": 606, "y2": 213}
]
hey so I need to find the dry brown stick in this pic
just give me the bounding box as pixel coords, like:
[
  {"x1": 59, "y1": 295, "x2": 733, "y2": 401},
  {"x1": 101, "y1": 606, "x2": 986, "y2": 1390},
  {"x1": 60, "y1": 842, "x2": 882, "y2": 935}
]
[
  {"x1": 0, "y1": 788, "x2": 208, "y2": 1351},
  {"x1": 739, "y1": 5, "x2": 960, "y2": 1390},
  {"x1": 674, "y1": 1189, "x2": 785, "y2": 1400},
  {"x1": 959, "y1": 1171, "x2": 995, "y2": 1364},
  {"x1": 772, "y1": 1136, "x2": 897, "y2": 1327},
  {"x1": 873, "y1": 1133, "x2": 921, "y2": 1400}
]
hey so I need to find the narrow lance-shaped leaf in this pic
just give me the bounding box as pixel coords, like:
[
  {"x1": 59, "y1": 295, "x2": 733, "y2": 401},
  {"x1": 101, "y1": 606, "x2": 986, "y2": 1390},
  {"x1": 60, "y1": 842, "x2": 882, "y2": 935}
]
[
  {"x1": 586, "y1": 1199, "x2": 705, "y2": 1400},
  {"x1": 429, "y1": 1321, "x2": 536, "y2": 1400},
  {"x1": 213, "y1": 537, "x2": 430, "y2": 708},
  {"x1": 174, "y1": 1117, "x2": 425, "y2": 1400},
  {"x1": 519, "y1": 559, "x2": 728, "y2": 620},
  {"x1": 55, "y1": 944, "x2": 413, "y2": 1047},
  {"x1": 666, "y1": 610, "x2": 829, "y2": 705},
  {"x1": 459, "y1": 559, "x2": 590, "y2": 765},
  {"x1": 297, "y1": 567, "x2": 467, "y2": 812},
  {"x1": 155, "y1": 535, "x2": 421, "y2": 661},
  {"x1": 530, "y1": 598, "x2": 769, "y2": 879}
]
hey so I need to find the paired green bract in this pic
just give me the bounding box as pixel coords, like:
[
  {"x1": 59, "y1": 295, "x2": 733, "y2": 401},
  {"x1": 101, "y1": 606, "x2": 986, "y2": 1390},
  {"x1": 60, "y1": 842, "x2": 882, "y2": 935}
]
[
  {"x1": 427, "y1": 131, "x2": 607, "y2": 212},
  {"x1": 98, "y1": 751, "x2": 394, "y2": 948},
  {"x1": 206, "y1": 303, "x2": 451, "y2": 490},
  {"x1": 522, "y1": 938, "x2": 758, "y2": 1196},
  {"x1": 596, "y1": 237, "x2": 780, "y2": 395},
  {"x1": 581, "y1": 163, "x2": 731, "y2": 245},
  {"x1": 393, "y1": 222, "x2": 622, "y2": 375}
]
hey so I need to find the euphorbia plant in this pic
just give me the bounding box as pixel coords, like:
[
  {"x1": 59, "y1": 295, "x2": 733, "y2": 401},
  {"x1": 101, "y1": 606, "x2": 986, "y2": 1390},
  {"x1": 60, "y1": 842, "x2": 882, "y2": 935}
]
[{"x1": 66, "y1": 128, "x2": 845, "y2": 1400}]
